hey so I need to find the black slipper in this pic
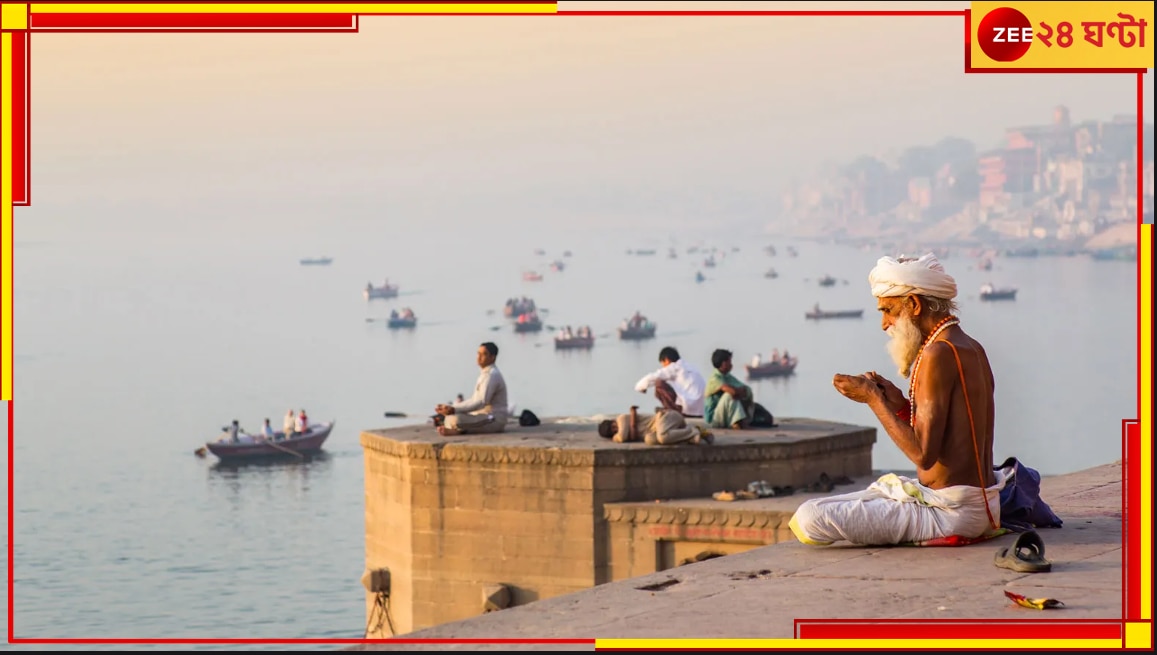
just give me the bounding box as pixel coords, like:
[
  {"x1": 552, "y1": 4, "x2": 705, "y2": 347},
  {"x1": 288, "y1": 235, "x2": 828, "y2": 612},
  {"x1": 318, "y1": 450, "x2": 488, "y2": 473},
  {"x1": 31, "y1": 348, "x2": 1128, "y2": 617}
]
[{"x1": 995, "y1": 530, "x2": 1052, "y2": 573}]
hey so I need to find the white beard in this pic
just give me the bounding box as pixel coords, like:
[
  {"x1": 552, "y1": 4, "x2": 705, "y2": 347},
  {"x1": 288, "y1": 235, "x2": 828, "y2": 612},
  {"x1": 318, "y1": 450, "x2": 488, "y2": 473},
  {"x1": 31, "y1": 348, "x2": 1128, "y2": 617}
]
[{"x1": 886, "y1": 315, "x2": 925, "y2": 379}]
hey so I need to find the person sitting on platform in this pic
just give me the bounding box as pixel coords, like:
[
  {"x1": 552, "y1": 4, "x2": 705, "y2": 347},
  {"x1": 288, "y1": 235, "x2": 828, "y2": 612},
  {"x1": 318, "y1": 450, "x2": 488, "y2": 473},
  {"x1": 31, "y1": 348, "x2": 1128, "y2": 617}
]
[
  {"x1": 435, "y1": 342, "x2": 509, "y2": 436},
  {"x1": 790, "y1": 253, "x2": 1008, "y2": 547},
  {"x1": 597, "y1": 405, "x2": 712, "y2": 446},
  {"x1": 632, "y1": 346, "x2": 706, "y2": 417},
  {"x1": 705, "y1": 349, "x2": 755, "y2": 429}
]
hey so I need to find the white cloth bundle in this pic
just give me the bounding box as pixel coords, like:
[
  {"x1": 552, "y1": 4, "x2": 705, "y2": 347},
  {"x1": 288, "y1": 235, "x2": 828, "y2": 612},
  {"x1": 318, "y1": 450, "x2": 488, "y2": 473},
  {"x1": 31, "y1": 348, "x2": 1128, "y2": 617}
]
[{"x1": 789, "y1": 468, "x2": 1010, "y2": 546}]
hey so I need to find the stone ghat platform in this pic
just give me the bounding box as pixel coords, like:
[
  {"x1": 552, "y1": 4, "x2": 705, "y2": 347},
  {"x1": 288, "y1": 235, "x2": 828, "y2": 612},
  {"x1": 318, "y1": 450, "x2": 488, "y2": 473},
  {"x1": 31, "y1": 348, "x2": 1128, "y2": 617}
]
[
  {"x1": 360, "y1": 416, "x2": 876, "y2": 637},
  {"x1": 352, "y1": 461, "x2": 1126, "y2": 651}
]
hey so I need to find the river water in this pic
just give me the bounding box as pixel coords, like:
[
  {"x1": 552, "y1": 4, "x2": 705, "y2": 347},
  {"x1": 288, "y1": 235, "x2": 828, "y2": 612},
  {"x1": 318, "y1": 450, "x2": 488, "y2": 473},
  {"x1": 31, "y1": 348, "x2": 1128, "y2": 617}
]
[{"x1": 5, "y1": 226, "x2": 1137, "y2": 647}]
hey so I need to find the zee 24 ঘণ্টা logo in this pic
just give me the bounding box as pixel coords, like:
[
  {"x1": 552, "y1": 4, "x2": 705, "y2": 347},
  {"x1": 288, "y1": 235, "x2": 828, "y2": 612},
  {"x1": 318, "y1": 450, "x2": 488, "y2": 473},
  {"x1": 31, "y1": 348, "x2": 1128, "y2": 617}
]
[{"x1": 976, "y1": 5, "x2": 1148, "y2": 63}]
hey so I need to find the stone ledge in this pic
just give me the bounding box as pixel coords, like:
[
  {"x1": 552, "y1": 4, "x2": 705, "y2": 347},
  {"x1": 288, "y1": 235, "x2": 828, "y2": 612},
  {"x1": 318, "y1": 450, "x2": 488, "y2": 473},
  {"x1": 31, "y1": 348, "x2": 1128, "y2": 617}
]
[
  {"x1": 603, "y1": 475, "x2": 874, "y2": 527},
  {"x1": 351, "y1": 461, "x2": 1123, "y2": 649},
  {"x1": 361, "y1": 417, "x2": 875, "y2": 467}
]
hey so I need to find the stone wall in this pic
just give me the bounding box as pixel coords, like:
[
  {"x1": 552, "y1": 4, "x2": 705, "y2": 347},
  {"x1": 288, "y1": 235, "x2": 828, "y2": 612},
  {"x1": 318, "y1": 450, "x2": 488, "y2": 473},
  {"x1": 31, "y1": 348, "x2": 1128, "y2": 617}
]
[{"x1": 361, "y1": 418, "x2": 875, "y2": 636}]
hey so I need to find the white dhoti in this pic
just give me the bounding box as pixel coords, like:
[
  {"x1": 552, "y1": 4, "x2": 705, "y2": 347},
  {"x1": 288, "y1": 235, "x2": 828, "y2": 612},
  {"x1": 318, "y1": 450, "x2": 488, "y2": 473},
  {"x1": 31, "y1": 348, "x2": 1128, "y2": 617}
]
[{"x1": 789, "y1": 469, "x2": 1009, "y2": 546}]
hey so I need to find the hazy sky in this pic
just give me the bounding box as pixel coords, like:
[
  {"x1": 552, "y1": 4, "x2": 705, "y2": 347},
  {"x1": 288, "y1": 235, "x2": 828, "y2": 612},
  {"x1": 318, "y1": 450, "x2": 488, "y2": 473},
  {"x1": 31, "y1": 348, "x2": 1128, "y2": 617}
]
[{"x1": 20, "y1": 0, "x2": 1155, "y2": 238}]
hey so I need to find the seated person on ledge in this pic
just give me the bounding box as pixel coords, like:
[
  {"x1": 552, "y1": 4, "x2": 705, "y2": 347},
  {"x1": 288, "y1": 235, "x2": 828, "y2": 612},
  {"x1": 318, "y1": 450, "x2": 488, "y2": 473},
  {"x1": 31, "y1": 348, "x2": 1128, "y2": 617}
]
[
  {"x1": 598, "y1": 405, "x2": 712, "y2": 446},
  {"x1": 434, "y1": 342, "x2": 509, "y2": 436},
  {"x1": 790, "y1": 253, "x2": 1008, "y2": 547},
  {"x1": 705, "y1": 348, "x2": 754, "y2": 429},
  {"x1": 633, "y1": 346, "x2": 706, "y2": 417}
]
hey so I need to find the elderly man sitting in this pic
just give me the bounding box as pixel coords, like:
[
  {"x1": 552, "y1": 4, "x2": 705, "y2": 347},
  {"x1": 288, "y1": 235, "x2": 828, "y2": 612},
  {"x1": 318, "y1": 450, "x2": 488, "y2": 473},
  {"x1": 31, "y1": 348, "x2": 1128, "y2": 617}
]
[{"x1": 790, "y1": 254, "x2": 1010, "y2": 546}]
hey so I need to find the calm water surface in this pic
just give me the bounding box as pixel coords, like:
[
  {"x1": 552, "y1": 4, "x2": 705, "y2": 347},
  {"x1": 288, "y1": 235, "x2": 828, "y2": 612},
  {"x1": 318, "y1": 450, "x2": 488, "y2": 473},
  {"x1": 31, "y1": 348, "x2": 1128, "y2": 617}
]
[{"x1": 5, "y1": 227, "x2": 1138, "y2": 646}]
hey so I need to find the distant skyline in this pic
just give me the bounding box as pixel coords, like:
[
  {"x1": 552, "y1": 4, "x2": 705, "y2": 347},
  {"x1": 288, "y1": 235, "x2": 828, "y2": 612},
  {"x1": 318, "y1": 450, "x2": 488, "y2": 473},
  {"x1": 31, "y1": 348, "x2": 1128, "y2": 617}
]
[{"x1": 18, "y1": 0, "x2": 1155, "y2": 240}]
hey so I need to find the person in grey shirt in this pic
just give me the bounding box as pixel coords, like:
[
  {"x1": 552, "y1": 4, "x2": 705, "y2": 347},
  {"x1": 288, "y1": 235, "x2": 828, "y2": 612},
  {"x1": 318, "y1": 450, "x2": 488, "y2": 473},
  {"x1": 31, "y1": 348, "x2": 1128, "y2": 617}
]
[{"x1": 435, "y1": 342, "x2": 509, "y2": 436}]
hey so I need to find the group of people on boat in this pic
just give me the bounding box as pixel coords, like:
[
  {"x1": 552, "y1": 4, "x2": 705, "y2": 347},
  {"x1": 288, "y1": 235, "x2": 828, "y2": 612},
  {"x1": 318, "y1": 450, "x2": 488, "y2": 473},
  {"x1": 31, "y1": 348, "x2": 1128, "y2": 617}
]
[
  {"x1": 621, "y1": 311, "x2": 652, "y2": 331},
  {"x1": 516, "y1": 311, "x2": 541, "y2": 325},
  {"x1": 557, "y1": 325, "x2": 592, "y2": 340},
  {"x1": 366, "y1": 278, "x2": 396, "y2": 292},
  {"x1": 750, "y1": 349, "x2": 793, "y2": 368},
  {"x1": 224, "y1": 409, "x2": 309, "y2": 443},
  {"x1": 390, "y1": 308, "x2": 415, "y2": 320},
  {"x1": 505, "y1": 297, "x2": 536, "y2": 317}
]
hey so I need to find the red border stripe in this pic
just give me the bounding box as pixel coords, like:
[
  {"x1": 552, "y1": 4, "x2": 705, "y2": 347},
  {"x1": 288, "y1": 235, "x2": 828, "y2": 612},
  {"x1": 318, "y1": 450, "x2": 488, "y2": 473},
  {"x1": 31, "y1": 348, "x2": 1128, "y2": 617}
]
[
  {"x1": 29, "y1": 13, "x2": 356, "y2": 30},
  {"x1": 797, "y1": 622, "x2": 1123, "y2": 640},
  {"x1": 1126, "y1": 425, "x2": 1141, "y2": 618},
  {"x1": 10, "y1": 30, "x2": 27, "y2": 206}
]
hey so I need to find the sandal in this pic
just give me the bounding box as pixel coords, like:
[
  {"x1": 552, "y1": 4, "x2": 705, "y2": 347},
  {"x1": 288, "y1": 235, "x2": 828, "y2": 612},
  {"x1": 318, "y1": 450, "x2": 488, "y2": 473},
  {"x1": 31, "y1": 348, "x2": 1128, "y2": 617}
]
[{"x1": 994, "y1": 530, "x2": 1052, "y2": 573}]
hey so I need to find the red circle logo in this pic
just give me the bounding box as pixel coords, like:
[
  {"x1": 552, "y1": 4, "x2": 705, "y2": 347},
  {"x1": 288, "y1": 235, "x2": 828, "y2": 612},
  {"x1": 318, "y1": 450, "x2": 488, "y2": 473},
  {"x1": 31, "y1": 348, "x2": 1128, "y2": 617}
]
[{"x1": 977, "y1": 7, "x2": 1033, "y2": 62}]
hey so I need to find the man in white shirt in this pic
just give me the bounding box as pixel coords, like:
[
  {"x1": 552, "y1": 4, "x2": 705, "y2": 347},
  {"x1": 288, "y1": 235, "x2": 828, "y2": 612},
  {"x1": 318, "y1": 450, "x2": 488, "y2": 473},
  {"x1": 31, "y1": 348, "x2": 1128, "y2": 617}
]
[
  {"x1": 633, "y1": 346, "x2": 707, "y2": 417},
  {"x1": 435, "y1": 342, "x2": 510, "y2": 436}
]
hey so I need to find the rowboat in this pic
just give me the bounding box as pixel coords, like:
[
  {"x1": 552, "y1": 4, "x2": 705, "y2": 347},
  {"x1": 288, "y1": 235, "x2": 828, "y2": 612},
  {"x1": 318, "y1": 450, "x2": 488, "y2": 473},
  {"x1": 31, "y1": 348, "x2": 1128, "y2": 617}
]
[
  {"x1": 764, "y1": 268, "x2": 778, "y2": 279},
  {"x1": 514, "y1": 319, "x2": 543, "y2": 333},
  {"x1": 523, "y1": 271, "x2": 544, "y2": 282},
  {"x1": 745, "y1": 358, "x2": 798, "y2": 379},
  {"x1": 300, "y1": 257, "x2": 333, "y2": 266},
  {"x1": 365, "y1": 284, "x2": 399, "y2": 300},
  {"x1": 818, "y1": 275, "x2": 837, "y2": 287},
  {"x1": 979, "y1": 285, "x2": 1017, "y2": 301},
  {"x1": 555, "y1": 335, "x2": 594, "y2": 350},
  {"x1": 204, "y1": 421, "x2": 335, "y2": 461},
  {"x1": 619, "y1": 323, "x2": 656, "y2": 340},
  {"x1": 387, "y1": 316, "x2": 417, "y2": 329},
  {"x1": 805, "y1": 308, "x2": 864, "y2": 320}
]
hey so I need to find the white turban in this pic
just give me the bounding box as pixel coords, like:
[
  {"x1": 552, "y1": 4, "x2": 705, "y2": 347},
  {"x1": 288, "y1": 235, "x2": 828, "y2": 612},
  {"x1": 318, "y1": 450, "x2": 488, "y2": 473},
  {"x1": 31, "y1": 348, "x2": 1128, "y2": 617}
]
[{"x1": 868, "y1": 253, "x2": 958, "y2": 300}]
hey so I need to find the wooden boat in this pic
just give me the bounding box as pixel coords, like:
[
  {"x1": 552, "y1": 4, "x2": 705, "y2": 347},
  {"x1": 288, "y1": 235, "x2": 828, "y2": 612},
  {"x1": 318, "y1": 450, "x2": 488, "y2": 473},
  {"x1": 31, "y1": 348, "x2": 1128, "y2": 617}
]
[
  {"x1": 523, "y1": 271, "x2": 544, "y2": 282},
  {"x1": 514, "y1": 318, "x2": 543, "y2": 333},
  {"x1": 364, "y1": 284, "x2": 399, "y2": 300},
  {"x1": 977, "y1": 258, "x2": 993, "y2": 271},
  {"x1": 387, "y1": 316, "x2": 417, "y2": 329},
  {"x1": 806, "y1": 308, "x2": 864, "y2": 320},
  {"x1": 764, "y1": 268, "x2": 778, "y2": 279},
  {"x1": 555, "y1": 335, "x2": 594, "y2": 350},
  {"x1": 205, "y1": 421, "x2": 335, "y2": 461},
  {"x1": 745, "y1": 357, "x2": 798, "y2": 379},
  {"x1": 300, "y1": 257, "x2": 333, "y2": 266},
  {"x1": 818, "y1": 275, "x2": 837, "y2": 287},
  {"x1": 703, "y1": 257, "x2": 716, "y2": 268},
  {"x1": 550, "y1": 260, "x2": 566, "y2": 272},
  {"x1": 631, "y1": 249, "x2": 657, "y2": 256},
  {"x1": 619, "y1": 323, "x2": 656, "y2": 340},
  {"x1": 979, "y1": 285, "x2": 1017, "y2": 301}
]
